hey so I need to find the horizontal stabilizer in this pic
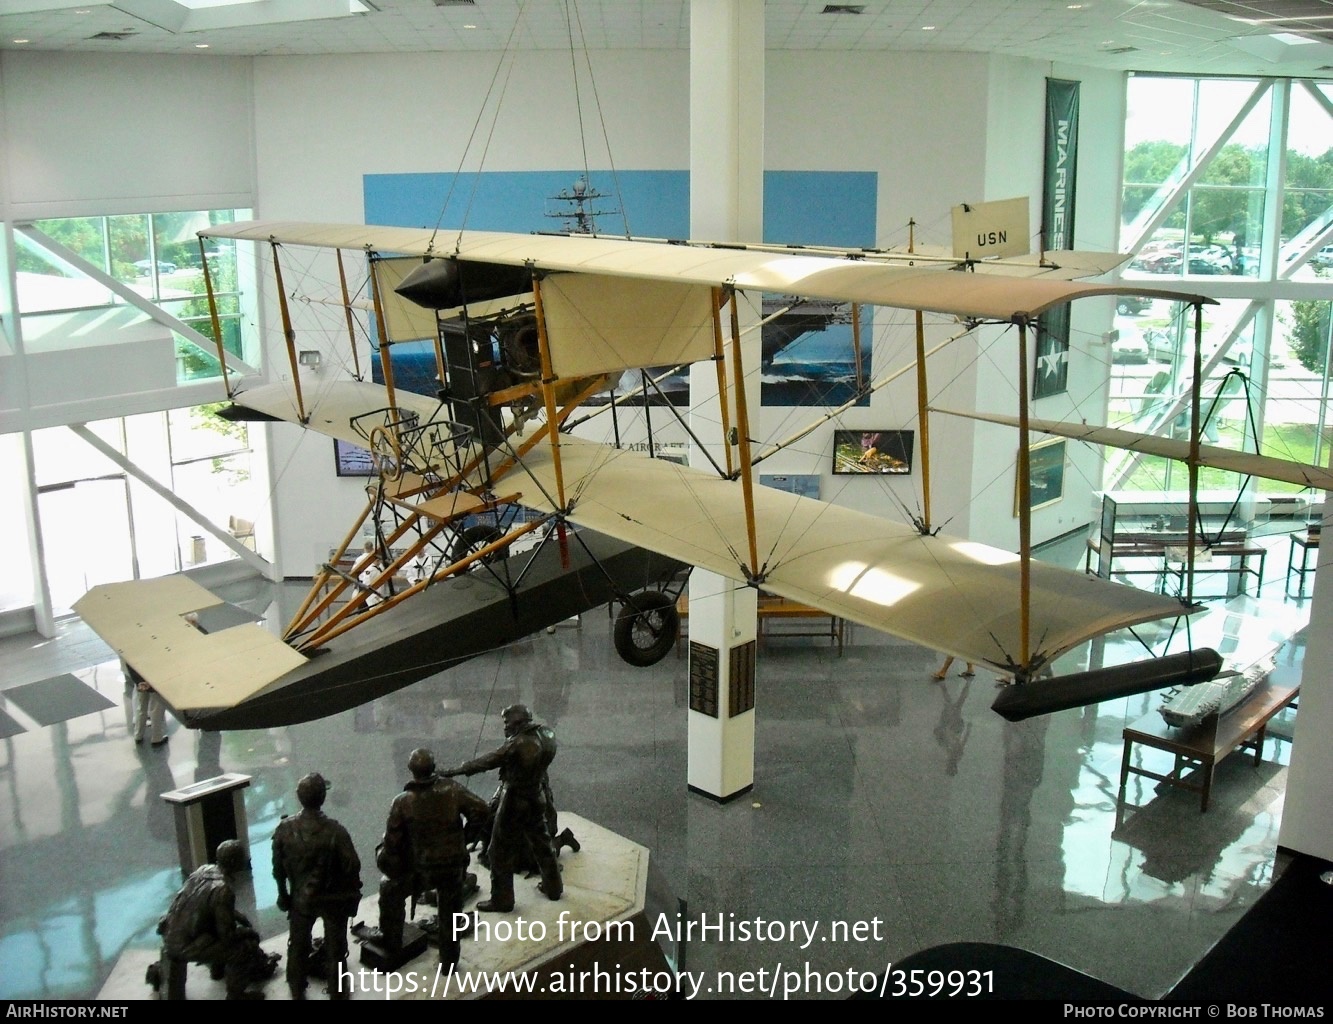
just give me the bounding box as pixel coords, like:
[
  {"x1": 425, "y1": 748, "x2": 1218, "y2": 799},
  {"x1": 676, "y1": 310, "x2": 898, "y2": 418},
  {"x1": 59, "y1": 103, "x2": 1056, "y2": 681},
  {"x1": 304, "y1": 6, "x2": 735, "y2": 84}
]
[
  {"x1": 73, "y1": 576, "x2": 308, "y2": 716},
  {"x1": 935, "y1": 408, "x2": 1333, "y2": 492},
  {"x1": 228, "y1": 380, "x2": 445, "y2": 446},
  {"x1": 992, "y1": 648, "x2": 1223, "y2": 721}
]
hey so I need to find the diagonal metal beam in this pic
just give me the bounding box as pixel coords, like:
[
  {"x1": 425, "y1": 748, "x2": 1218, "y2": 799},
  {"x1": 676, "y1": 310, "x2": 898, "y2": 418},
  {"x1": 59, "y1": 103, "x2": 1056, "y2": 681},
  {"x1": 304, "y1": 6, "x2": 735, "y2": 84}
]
[
  {"x1": 17, "y1": 224, "x2": 259, "y2": 378},
  {"x1": 67, "y1": 424, "x2": 276, "y2": 581}
]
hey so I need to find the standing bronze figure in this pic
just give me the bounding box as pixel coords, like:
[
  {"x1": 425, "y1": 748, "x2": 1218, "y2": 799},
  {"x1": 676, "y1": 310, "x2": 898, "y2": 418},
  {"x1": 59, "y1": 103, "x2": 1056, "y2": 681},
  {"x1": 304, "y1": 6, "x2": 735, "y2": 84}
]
[
  {"x1": 444, "y1": 704, "x2": 563, "y2": 912},
  {"x1": 271, "y1": 772, "x2": 362, "y2": 999}
]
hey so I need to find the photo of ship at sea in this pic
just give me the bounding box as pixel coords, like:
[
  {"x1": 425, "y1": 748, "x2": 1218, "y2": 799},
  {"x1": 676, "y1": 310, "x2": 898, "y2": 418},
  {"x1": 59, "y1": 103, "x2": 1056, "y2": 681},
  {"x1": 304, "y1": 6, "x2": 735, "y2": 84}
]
[{"x1": 762, "y1": 303, "x2": 865, "y2": 407}]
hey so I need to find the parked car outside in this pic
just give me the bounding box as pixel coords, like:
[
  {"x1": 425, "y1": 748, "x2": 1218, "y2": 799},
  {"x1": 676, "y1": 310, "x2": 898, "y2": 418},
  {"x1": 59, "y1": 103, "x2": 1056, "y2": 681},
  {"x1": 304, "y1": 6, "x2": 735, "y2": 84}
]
[
  {"x1": 132, "y1": 259, "x2": 177, "y2": 276},
  {"x1": 1143, "y1": 328, "x2": 1175, "y2": 362},
  {"x1": 1112, "y1": 330, "x2": 1150, "y2": 364},
  {"x1": 1116, "y1": 295, "x2": 1153, "y2": 315}
]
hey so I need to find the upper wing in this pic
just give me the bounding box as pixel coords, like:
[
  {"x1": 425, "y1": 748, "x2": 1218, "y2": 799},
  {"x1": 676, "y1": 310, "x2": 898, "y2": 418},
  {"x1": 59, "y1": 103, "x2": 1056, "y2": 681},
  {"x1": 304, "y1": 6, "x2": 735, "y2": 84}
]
[
  {"x1": 201, "y1": 220, "x2": 1211, "y2": 324},
  {"x1": 504, "y1": 434, "x2": 1187, "y2": 670}
]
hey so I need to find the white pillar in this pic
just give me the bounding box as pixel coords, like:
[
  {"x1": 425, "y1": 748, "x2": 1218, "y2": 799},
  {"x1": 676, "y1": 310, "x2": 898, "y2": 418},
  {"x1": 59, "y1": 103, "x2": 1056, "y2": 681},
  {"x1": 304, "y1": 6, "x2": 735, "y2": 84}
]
[
  {"x1": 1278, "y1": 512, "x2": 1333, "y2": 861},
  {"x1": 686, "y1": 0, "x2": 764, "y2": 800}
]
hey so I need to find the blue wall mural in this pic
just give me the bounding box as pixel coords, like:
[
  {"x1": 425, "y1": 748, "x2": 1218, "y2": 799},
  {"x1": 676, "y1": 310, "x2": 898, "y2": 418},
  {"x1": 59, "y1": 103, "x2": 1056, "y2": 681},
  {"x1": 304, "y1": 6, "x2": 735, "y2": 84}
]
[{"x1": 363, "y1": 168, "x2": 876, "y2": 406}]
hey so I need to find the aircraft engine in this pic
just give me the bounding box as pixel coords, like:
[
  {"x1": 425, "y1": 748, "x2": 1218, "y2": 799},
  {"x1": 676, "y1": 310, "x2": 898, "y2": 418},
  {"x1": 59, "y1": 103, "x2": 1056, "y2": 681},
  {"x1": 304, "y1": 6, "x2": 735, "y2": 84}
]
[{"x1": 498, "y1": 313, "x2": 541, "y2": 378}]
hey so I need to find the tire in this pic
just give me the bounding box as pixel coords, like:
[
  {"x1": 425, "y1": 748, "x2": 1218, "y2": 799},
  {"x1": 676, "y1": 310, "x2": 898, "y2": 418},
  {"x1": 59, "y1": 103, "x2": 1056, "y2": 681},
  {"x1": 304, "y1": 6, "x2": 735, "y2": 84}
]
[
  {"x1": 1117, "y1": 300, "x2": 1130, "y2": 315},
  {"x1": 448, "y1": 525, "x2": 506, "y2": 567},
  {"x1": 613, "y1": 591, "x2": 679, "y2": 667}
]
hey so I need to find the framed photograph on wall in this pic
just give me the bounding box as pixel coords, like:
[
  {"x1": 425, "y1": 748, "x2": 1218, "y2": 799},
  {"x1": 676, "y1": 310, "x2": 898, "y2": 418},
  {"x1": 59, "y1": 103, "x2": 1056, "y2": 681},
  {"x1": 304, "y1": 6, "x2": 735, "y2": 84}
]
[
  {"x1": 334, "y1": 438, "x2": 376, "y2": 477},
  {"x1": 1014, "y1": 438, "x2": 1066, "y2": 515},
  {"x1": 831, "y1": 429, "x2": 914, "y2": 475}
]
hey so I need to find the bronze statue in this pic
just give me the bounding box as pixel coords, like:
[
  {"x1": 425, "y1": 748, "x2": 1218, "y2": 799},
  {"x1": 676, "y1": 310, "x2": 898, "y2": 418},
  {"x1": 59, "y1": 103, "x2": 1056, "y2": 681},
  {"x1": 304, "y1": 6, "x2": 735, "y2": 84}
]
[
  {"x1": 443, "y1": 704, "x2": 563, "y2": 912},
  {"x1": 374, "y1": 748, "x2": 489, "y2": 970},
  {"x1": 271, "y1": 772, "x2": 362, "y2": 999},
  {"x1": 152, "y1": 839, "x2": 278, "y2": 1001}
]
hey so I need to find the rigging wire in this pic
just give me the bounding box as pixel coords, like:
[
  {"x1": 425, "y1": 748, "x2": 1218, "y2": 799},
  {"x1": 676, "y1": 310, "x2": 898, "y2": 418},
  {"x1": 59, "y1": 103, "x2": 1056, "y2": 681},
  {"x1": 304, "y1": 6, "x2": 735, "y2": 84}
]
[{"x1": 424, "y1": 1, "x2": 528, "y2": 249}]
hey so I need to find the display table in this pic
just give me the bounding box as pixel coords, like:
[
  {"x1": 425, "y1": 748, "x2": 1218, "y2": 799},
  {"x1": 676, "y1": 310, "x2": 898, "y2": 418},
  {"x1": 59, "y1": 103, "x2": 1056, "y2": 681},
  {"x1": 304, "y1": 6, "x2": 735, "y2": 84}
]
[
  {"x1": 1116, "y1": 680, "x2": 1298, "y2": 817},
  {"x1": 1286, "y1": 530, "x2": 1320, "y2": 596},
  {"x1": 756, "y1": 593, "x2": 845, "y2": 654},
  {"x1": 1162, "y1": 540, "x2": 1267, "y2": 597}
]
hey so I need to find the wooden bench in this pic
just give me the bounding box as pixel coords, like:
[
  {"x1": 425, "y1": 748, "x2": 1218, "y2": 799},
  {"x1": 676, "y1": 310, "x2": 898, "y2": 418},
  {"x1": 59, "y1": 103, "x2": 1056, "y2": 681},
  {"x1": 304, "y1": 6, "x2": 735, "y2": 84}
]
[
  {"x1": 676, "y1": 592, "x2": 846, "y2": 655},
  {"x1": 1116, "y1": 678, "x2": 1299, "y2": 818},
  {"x1": 756, "y1": 593, "x2": 845, "y2": 654}
]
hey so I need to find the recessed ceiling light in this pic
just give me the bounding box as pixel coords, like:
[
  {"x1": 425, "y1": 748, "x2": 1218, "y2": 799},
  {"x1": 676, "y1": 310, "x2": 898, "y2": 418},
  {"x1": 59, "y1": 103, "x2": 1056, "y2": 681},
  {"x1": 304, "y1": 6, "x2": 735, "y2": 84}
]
[
  {"x1": 13, "y1": 38, "x2": 29, "y2": 43},
  {"x1": 1067, "y1": 4, "x2": 1083, "y2": 9},
  {"x1": 463, "y1": 23, "x2": 476, "y2": 29},
  {"x1": 195, "y1": 43, "x2": 210, "y2": 48},
  {"x1": 922, "y1": 25, "x2": 936, "y2": 31}
]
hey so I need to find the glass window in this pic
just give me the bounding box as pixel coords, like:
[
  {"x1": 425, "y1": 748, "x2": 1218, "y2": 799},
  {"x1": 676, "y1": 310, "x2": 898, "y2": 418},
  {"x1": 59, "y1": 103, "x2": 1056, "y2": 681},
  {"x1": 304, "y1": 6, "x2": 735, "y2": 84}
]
[
  {"x1": 168, "y1": 406, "x2": 256, "y2": 569},
  {"x1": 1268, "y1": 299, "x2": 1333, "y2": 490},
  {"x1": 1119, "y1": 76, "x2": 1333, "y2": 509},
  {"x1": 16, "y1": 209, "x2": 252, "y2": 384}
]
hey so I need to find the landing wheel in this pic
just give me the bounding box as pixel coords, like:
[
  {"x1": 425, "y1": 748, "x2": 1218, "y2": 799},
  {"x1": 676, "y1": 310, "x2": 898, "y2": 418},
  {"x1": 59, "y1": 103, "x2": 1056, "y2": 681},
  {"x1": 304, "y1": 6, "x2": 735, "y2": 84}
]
[
  {"x1": 448, "y1": 525, "x2": 506, "y2": 568},
  {"x1": 613, "y1": 591, "x2": 679, "y2": 667}
]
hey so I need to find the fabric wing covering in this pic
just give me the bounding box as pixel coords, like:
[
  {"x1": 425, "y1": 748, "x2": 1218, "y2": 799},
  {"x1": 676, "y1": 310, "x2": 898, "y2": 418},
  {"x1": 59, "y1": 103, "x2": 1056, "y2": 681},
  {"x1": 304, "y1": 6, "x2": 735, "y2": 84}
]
[
  {"x1": 938, "y1": 409, "x2": 1333, "y2": 492},
  {"x1": 510, "y1": 431, "x2": 1189, "y2": 671},
  {"x1": 540, "y1": 273, "x2": 716, "y2": 377},
  {"x1": 221, "y1": 382, "x2": 1189, "y2": 671},
  {"x1": 201, "y1": 221, "x2": 1209, "y2": 322}
]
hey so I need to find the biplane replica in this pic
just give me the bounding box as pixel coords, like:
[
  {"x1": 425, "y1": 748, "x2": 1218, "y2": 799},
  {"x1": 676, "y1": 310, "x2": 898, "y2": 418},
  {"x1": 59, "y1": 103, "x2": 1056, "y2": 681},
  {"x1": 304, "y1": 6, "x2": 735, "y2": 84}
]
[{"x1": 74, "y1": 203, "x2": 1333, "y2": 730}]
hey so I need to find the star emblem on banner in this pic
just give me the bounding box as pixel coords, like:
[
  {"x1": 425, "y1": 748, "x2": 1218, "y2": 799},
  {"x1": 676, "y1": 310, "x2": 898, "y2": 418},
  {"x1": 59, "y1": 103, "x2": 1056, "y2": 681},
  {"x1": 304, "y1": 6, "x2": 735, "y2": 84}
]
[{"x1": 1038, "y1": 350, "x2": 1066, "y2": 379}]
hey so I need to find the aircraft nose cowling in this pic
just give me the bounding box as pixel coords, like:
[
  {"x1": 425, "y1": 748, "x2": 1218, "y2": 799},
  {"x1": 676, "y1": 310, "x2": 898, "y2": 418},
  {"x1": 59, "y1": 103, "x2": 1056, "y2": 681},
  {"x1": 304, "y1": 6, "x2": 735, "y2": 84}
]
[{"x1": 395, "y1": 257, "x2": 532, "y2": 310}]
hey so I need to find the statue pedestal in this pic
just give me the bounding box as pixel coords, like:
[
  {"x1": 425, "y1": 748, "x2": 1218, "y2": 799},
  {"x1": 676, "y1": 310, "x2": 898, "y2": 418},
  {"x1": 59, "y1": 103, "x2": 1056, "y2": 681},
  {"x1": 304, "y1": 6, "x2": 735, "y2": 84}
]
[{"x1": 357, "y1": 922, "x2": 428, "y2": 972}]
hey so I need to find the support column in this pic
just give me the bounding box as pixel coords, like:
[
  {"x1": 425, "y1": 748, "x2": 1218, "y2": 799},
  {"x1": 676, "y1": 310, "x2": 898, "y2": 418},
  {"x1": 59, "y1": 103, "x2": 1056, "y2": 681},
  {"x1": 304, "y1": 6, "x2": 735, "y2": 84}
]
[
  {"x1": 1278, "y1": 497, "x2": 1333, "y2": 861},
  {"x1": 686, "y1": 0, "x2": 764, "y2": 801}
]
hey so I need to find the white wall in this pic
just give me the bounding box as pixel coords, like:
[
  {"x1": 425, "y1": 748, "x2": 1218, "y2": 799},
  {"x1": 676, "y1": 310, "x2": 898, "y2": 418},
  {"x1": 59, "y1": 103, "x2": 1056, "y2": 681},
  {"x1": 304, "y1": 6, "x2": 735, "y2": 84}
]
[
  {"x1": 761, "y1": 51, "x2": 990, "y2": 532},
  {"x1": 243, "y1": 47, "x2": 1125, "y2": 573},
  {"x1": 0, "y1": 51, "x2": 254, "y2": 220},
  {"x1": 0, "y1": 51, "x2": 257, "y2": 430},
  {"x1": 0, "y1": 51, "x2": 267, "y2": 596},
  {"x1": 1278, "y1": 537, "x2": 1333, "y2": 861}
]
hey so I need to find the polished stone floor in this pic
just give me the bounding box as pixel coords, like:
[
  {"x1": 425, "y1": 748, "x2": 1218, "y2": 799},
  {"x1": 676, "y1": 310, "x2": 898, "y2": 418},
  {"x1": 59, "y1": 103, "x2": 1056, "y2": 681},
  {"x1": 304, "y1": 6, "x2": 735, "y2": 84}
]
[{"x1": 0, "y1": 549, "x2": 1309, "y2": 1001}]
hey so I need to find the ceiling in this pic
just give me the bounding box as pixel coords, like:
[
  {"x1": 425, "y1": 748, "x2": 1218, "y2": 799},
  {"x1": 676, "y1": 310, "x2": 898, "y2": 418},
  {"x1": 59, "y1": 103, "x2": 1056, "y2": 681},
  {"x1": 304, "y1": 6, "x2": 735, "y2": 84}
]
[{"x1": 4, "y1": 0, "x2": 1333, "y2": 76}]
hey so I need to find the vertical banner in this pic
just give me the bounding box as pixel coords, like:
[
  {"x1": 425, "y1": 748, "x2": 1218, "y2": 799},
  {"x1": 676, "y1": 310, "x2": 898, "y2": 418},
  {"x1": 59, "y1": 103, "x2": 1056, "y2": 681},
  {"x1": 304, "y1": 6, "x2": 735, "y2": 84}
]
[{"x1": 1035, "y1": 78, "x2": 1080, "y2": 400}]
